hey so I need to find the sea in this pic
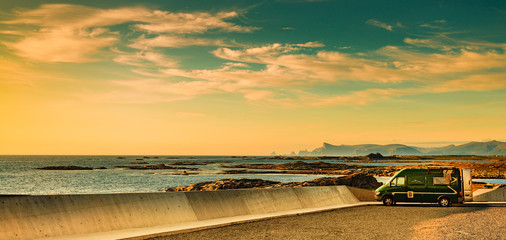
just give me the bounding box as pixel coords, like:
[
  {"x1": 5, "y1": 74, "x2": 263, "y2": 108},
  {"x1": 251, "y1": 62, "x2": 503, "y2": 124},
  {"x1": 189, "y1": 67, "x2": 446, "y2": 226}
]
[{"x1": 0, "y1": 155, "x2": 504, "y2": 195}]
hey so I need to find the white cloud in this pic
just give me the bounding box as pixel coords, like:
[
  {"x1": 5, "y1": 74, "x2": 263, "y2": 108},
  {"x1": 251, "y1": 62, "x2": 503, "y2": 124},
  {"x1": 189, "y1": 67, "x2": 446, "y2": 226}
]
[
  {"x1": 366, "y1": 19, "x2": 393, "y2": 31},
  {"x1": 129, "y1": 35, "x2": 230, "y2": 50},
  {"x1": 150, "y1": 40, "x2": 506, "y2": 105},
  {"x1": 431, "y1": 73, "x2": 506, "y2": 93},
  {"x1": 6, "y1": 28, "x2": 117, "y2": 62},
  {"x1": 420, "y1": 19, "x2": 448, "y2": 29},
  {"x1": 134, "y1": 11, "x2": 259, "y2": 34},
  {"x1": 114, "y1": 51, "x2": 178, "y2": 68},
  {"x1": 1, "y1": 4, "x2": 257, "y2": 63}
]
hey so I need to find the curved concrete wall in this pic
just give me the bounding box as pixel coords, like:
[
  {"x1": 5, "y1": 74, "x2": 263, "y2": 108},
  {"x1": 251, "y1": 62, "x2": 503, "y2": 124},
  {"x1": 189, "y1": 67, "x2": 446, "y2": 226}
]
[
  {"x1": 473, "y1": 186, "x2": 506, "y2": 202},
  {"x1": 0, "y1": 186, "x2": 358, "y2": 240}
]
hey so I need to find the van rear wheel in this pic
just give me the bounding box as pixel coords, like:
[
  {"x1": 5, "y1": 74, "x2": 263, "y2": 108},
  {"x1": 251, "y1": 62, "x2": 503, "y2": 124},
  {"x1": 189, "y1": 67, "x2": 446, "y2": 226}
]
[
  {"x1": 438, "y1": 197, "x2": 451, "y2": 207},
  {"x1": 382, "y1": 196, "x2": 394, "y2": 206}
]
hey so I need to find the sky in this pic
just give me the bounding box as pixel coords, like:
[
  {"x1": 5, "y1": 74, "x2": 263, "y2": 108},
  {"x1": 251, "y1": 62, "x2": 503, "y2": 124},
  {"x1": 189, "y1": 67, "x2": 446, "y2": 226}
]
[{"x1": 0, "y1": 0, "x2": 505, "y2": 155}]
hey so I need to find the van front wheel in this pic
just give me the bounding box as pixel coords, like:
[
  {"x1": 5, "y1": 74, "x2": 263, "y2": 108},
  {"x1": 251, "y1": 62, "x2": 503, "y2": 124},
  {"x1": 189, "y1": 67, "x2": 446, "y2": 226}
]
[
  {"x1": 438, "y1": 197, "x2": 451, "y2": 207},
  {"x1": 382, "y1": 196, "x2": 394, "y2": 206}
]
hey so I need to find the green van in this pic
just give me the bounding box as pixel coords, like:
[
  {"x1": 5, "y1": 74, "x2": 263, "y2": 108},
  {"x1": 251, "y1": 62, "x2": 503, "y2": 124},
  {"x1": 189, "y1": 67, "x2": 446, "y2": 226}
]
[{"x1": 375, "y1": 166, "x2": 473, "y2": 207}]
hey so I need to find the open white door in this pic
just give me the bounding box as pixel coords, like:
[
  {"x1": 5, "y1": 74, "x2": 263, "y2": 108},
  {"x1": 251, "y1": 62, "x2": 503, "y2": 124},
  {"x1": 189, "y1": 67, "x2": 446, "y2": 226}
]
[{"x1": 462, "y1": 169, "x2": 473, "y2": 202}]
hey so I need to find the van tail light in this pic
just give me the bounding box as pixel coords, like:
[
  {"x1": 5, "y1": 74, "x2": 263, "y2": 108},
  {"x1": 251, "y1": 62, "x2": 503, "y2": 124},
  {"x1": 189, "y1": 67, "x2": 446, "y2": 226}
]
[{"x1": 459, "y1": 191, "x2": 462, "y2": 196}]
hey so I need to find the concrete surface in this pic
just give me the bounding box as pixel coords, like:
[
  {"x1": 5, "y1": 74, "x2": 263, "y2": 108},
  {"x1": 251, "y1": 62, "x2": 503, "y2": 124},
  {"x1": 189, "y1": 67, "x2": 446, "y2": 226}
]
[
  {"x1": 0, "y1": 186, "x2": 359, "y2": 240},
  {"x1": 346, "y1": 186, "x2": 375, "y2": 201},
  {"x1": 473, "y1": 186, "x2": 506, "y2": 202},
  {"x1": 144, "y1": 204, "x2": 506, "y2": 240},
  {"x1": 44, "y1": 203, "x2": 378, "y2": 240}
]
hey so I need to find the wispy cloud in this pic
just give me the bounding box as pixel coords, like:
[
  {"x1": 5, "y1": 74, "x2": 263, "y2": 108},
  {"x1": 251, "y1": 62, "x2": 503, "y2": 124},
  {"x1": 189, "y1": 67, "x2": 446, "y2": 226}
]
[
  {"x1": 2, "y1": 4, "x2": 505, "y2": 108},
  {"x1": 366, "y1": 19, "x2": 393, "y2": 31},
  {"x1": 6, "y1": 28, "x2": 117, "y2": 62},
  {"x1": 113, "y1": 50, "x2": 178, "y2": 68},
  {"x1": 133, "y1": 11, "x2": 258, "y2": 34},
  {"x1": 0, "y1": 4, "x2": 257, "y2": 63},
  {"x1": 94, "y1": 33, "x2": 505, "y2": 106},
  {"x1": 128, "y1": 35, "x2": 230, "y2": 50},
  {"x1": 431, "y1": 73, "x2": 506, "y2": 93},
  {"x1": 420, "y1": 19, "x2": 448, "y2": 29}
]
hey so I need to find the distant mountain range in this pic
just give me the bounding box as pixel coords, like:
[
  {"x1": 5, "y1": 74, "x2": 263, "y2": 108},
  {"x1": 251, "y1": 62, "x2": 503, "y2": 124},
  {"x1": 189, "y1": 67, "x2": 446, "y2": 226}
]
[{"x1": 296, "y1": 140, "x2": 506, "y2": 156}]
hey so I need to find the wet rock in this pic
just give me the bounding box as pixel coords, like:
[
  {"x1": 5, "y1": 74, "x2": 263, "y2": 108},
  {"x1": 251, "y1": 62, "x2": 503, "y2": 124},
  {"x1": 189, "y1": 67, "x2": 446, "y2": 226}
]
[
  {"x1": 113, "y1": 163, "x2": 198, "y2": 170},
  {"x1": 34, "y1": 166, "x2": 93, "y2": 170},
  {"x1": 168, "y1": 161, "x2": 207, "y2": 165},
  {"x1": 130, "y1": 161, "x2": 149, "y2": 164}
]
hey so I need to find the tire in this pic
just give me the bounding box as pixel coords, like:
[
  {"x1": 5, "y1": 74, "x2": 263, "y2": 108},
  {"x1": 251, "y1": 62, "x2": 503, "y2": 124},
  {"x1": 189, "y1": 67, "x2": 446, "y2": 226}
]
[
  {"x1": 438, "y1": 197, "x2": 452, "y2": 207},
  {"x1": 382, "y1": 196, "x2": 394, "y2": 206}
]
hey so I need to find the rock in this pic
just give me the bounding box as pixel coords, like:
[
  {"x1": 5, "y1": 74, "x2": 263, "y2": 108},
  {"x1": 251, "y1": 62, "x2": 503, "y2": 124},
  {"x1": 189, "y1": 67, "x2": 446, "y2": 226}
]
[
  {"x1": 164, "y1": 173, "x2": 381, "y2": 192},
  {"x1": 34, "y1": 166, "x2": 93, "y2": 170},
  {"x1": 225, "y1": 161, "x2": 352, "y2": 171},
  {"x1": 165, "y1": 178, "x2": 281, "y2": 192},
  {"x1": 130, "y1": 161, "x2": 149, "y2": 164},
  {"x1": 168, "y1": 161, "x2": 206, "y2": 165},
  {"x1": 365, "y1": 153, "x2": 384, "y2": 160},
  {"x1": 113, "y1": 164, "x2": 199, "y2": 170}
]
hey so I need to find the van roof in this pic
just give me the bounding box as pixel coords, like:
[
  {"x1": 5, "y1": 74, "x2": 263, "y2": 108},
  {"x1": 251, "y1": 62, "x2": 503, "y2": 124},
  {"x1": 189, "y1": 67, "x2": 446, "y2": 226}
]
[{"x1": 396, "y1": 167, "x2": 459, "y2": 174}]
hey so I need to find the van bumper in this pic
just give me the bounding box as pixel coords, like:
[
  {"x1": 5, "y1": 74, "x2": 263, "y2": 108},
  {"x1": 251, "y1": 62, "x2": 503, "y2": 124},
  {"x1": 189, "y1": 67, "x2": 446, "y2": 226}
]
[{"x1": 374, "y1": 195, "x2": 382, "y2": 201}]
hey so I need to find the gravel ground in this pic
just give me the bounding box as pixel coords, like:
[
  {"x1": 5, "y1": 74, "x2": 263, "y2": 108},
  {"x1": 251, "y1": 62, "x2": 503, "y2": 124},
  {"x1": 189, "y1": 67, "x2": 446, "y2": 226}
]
[{"x1": 147, "y1": 204, "x2": 506, "y2": 240}]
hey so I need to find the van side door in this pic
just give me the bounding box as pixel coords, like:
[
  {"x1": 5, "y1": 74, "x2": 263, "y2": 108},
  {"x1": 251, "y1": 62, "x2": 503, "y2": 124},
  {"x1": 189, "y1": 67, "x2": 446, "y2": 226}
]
[
  {"x1": 389, "y1": 176, "x2": 407, "y2": 201},
  {"x1": 406, "y1": 175, "x2": 427, "y2": 202}
]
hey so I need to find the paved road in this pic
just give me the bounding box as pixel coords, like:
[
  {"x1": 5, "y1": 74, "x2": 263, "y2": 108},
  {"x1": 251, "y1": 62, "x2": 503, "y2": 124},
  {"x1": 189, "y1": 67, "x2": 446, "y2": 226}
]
[{"x1": 147, "y1": 204, "x2": 505, "y2": 240}]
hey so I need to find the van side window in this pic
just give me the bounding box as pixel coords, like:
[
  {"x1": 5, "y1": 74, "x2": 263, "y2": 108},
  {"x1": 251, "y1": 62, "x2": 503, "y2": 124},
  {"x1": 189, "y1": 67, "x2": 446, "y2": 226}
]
[
  {"x1": 408, "y1": 175, "x2": 425, "y2": 185},
  {"x1": 433, "y1": 177, "x2": 450, "y2": 185},
  {"x1": 391, "y1": 176, "x2": 405, "y2": 186}
]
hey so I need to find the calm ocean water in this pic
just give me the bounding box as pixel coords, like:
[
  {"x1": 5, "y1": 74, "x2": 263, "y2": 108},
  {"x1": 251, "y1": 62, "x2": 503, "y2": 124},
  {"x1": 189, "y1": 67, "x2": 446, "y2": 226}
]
[
  {"x1": 1, "y1": 155, "x2": 503, "y2": 195},
  {"x1": 0, "y1": 155, "x2": 340, "y2": 195}
]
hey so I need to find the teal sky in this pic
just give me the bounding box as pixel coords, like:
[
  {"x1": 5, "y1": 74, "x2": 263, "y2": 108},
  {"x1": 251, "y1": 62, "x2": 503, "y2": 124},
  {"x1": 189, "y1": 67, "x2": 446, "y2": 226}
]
[{"x1": 0, "y1": 0, "x2": 505, "y2": 155}]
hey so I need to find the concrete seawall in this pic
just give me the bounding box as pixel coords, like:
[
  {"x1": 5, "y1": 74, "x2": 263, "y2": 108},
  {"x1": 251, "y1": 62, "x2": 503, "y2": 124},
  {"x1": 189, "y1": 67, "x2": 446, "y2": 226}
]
[
  {"x1": 0, "y1": 186, "x2": 359, "y2": 240},
  {"x1": 473, "y1": 186, "x2": 506, "y2": 202}
]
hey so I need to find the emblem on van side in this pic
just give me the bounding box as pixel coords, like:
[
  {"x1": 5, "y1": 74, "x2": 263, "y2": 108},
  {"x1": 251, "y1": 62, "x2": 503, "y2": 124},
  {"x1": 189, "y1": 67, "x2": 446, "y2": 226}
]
[{"x1": 407, "y1": 191, "x2": 414, "y2": 198}]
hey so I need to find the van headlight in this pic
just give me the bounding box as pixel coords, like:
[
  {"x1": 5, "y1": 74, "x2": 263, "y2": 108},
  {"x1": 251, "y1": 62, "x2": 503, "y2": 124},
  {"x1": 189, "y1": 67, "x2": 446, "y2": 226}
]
[{"x1": 375, "y1": 191, "x2": 381, "y2": 196}]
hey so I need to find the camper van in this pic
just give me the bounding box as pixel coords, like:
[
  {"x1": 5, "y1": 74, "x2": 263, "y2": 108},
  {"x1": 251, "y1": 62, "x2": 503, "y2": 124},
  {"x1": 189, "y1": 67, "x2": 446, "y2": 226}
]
[{"x1": 375, "y1": 166, "x2": 473, "y2": 206}]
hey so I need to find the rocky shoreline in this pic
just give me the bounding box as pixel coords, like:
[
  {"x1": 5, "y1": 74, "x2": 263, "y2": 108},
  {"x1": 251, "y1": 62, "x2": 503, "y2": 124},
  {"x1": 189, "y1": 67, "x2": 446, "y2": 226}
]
[
  {"x1": 32, "y1": 155, "x2": 506, "y2": 180},
  {"x1": 221, "y1": 160, "x2": 506, "y2": 179},
  {"x1": 163, "y1": 173, "x2": 382, "y2": 192}
]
